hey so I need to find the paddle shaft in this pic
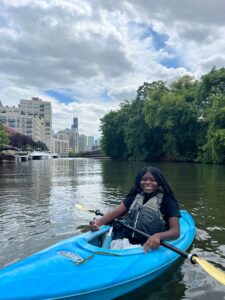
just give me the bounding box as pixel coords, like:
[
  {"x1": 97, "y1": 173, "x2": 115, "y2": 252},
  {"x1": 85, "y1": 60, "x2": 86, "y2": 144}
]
[{"x1": 94, "y1": 209, "x2": 190, "y2": 260}]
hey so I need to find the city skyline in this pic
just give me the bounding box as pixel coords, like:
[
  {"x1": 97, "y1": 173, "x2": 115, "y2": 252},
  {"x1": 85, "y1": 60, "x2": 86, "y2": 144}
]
[
  {"x1": 0, "y1": 98, "x2": 100, "y2": 139},
  {"x1": 0, "y1": 98, "x2": 99, "y2": 155}
]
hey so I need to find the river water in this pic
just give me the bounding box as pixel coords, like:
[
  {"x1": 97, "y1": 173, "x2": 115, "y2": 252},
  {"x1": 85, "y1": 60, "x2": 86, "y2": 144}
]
[{"x1": 0, "y1": 159, "x2": 225, "y2": 299}]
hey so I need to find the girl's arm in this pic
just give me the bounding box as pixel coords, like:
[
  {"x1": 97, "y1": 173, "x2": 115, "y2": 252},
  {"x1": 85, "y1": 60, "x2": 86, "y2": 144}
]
[
  {"x1": 143, "y1": 216, "x2": 180, "y2": 252},
  {"x1": 89, "y1": 203, "x2": 127, "y2": 231}
]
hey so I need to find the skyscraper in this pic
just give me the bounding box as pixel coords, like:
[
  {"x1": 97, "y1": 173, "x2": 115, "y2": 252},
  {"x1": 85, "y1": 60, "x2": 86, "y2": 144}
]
[
  {"x1": 69, "y1": 117, "x2": 79, "y2": 152},
  {"x1": 87, "y1": 136, "x2": 95, "y2": 151},
  {"x1": 72, "y1": 117, "x2": 78, "y2": 130},
  {"x1": 78, "y1": 134, "x2": 88, "y2": 152}
]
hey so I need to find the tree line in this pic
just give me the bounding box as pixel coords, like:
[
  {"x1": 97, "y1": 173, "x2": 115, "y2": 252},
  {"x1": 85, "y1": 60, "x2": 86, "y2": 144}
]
[{"x1": 100, "y1": 67, "x2": 225, "y2": 163}]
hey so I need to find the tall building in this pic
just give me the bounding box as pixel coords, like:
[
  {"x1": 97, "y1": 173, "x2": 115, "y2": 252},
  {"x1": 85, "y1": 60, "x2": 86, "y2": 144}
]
[
  {"x1": 87, "y1": 136, "x2": 95, "y2": 151},
  {"x1": 55, "y1": 131, "x2": 70, "y2": 141},
  {"x1": 69, "y1": 117, "x2": 79, "y2": 152},
  {"x1": 51, "y1": 137, "x2": 69, "y2": 156},
  {"x1": 78, "y1": 134, "x2": 88, "y2": 152},
  {"x1": 19, "y1": 97, "x2": 52, "y2": 150}
]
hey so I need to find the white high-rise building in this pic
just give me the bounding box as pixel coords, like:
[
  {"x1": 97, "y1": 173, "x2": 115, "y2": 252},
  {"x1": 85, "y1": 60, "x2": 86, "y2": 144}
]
[
  {"x1": 78, "y1": 134, "x2": 88, "y2": 152},
  {"x1": 51, "y1": 137, "x2": 69, "y2": 156},
  {"x1": 20, "y1": 97, "x2": 52, "y2": 150},
  {"x1": 87, "y1": 136, "x2": 95, "y2": 151}
]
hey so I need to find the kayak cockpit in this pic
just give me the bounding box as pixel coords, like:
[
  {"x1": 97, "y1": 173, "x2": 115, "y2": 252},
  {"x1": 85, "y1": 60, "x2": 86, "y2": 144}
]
[
  {"x1": 77, "y1": 225, "x2": 144, "y2": 256},
  {"x1": 86, "y1": 226, "x2": 114, "y2": 249}
]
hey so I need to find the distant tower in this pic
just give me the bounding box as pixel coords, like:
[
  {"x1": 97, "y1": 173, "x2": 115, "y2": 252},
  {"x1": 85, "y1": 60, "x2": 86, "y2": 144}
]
[
  {"x1": 70, "y1": 116, "x2": 79, "y2": 152},
  {"x1": 72, "y1": 117, "x2": 78, "y2": 130}
]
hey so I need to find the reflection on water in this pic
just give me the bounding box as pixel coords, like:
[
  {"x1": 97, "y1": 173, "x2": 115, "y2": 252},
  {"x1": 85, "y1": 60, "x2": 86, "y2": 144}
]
[{"x1": 0, "y1": 159, "x2": 225, "y2": 299}]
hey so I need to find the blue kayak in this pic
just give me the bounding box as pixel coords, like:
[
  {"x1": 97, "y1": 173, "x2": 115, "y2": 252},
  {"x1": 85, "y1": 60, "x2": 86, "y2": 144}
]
[{"x1": 0, "y1": 210, "x2": 195, "y2": 300}]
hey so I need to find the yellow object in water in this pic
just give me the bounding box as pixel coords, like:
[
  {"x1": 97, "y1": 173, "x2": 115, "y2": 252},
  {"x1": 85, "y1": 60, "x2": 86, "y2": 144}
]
[{"x1": 194, "y1": 256, "x2": 225, "y2": 286}]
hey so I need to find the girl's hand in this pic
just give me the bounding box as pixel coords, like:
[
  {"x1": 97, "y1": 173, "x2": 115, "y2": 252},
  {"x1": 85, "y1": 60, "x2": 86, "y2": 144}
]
[
  {"x1": 143, "y1": 234, "x2": 161, "y2": 252},
  {"x1": 89, "y1": 219, "x2": 101, "y2": 231}
]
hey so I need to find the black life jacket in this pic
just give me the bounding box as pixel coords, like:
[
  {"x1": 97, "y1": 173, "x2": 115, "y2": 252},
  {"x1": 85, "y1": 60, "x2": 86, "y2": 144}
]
[{"x1": 126, "y1": 192, "x2": 167, "y2": 240}]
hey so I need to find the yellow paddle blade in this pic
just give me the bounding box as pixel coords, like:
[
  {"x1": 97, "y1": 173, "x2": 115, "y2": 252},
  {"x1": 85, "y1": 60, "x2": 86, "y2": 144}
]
[
  {"x1": 194, "y1": 257, "x2": 225, "y2": 286},
  {"x1": 75, "y1": 204, "x2": 86, "y2": 211},
  {"x1": 75, "y1": 204, "x2": 95, "y2": 213}
]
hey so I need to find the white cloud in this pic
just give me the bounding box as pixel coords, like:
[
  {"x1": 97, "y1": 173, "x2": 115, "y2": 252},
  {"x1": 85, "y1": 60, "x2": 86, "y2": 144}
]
[{"x1": 1, "y1": 0, "x2": 225, "y2": 137}]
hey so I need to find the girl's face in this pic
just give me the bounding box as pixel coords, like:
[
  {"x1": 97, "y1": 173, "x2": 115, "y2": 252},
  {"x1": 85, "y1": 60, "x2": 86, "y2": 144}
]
[{"x1": 140, "y1": 172, "x2": 159, "y2": 194}]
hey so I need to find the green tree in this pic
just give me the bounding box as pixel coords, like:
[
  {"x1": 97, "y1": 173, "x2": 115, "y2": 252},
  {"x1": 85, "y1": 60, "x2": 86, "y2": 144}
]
[
  {"x1": 0, "y1": 124, "x2": 9, "y2": 149},
  {"x1": 100, "y1": 82, "x2": 166, "y2": 161},
  {"x1": 198, "y1": 67, "x2": 225, "y2": 107},
  {"x1": 100, "y1": 107, "x2": 128, "y2": 159},
  {"x1": 201, "y1": 92, "x2": 225, "y2": 163},
  {"x1": 124, "y1": 84, "x2": 165, "y2": 160},
  {"x1": 137, "y1": 81, "x2": 169, "y2": 102},
  {"x1": 10, "y1": 133, "x2": 36, "y2": 150},
  {"x1": 69, "y1": 151, "x2": 80, "y2": 157},
  {"x1": 34, "y1": 140, "x2": 49, "y2": 151},
  {"x1": 144, "y1": 78, "x2": 200, "y2": 160},
  {"x1": 170, "y1": 75, "x2": 199, "y2": 104}
]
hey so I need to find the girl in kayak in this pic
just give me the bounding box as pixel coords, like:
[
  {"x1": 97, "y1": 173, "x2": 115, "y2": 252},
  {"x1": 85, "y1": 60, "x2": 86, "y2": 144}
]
[{"x1": 89, "y1": 166, "x2": 180, "y2": 252}]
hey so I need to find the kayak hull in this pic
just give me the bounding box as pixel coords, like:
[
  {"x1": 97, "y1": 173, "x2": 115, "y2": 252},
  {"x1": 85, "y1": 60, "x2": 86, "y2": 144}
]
[{"x1": 0, "y1": 210, "x2": 195, "y2": 300}]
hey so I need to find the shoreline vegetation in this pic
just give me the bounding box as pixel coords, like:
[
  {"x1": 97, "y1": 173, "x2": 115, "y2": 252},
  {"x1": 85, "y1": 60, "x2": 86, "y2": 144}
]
[{"x1": 100, "y1": 67, "x2": 225, "y2": 164}]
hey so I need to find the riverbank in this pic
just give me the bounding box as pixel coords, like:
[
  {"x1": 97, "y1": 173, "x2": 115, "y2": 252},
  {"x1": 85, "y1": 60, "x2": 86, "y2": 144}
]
[{"x1": 0, "y1": 150, "x2": 60, "y2": 163}]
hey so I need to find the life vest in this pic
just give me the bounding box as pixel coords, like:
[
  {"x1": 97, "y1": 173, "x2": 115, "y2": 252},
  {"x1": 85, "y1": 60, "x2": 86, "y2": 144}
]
[{"x1": 126, "y1": 192, "x2": 167, "y2": 240}]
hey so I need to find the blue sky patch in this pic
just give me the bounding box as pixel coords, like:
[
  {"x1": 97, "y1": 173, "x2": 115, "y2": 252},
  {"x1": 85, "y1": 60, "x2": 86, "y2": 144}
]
[
  {"x1": 44, "y1": 89, "x2": 79, "y2": 104},
  {"x1": 141, "y1": 26, "x2": 168, "y2": 51},
  {"x1": 129, "y1": 21, "x2": 183, "y2": 69},
  {"x1": 99, "y1": 89, "x2": 112, "y2": 102},
  {"x1": 129, "y1": 21, "x2": 168, "y2": 51},
  {"x1": 160, "y1": 56, "x2": 182, "y2": 69}
]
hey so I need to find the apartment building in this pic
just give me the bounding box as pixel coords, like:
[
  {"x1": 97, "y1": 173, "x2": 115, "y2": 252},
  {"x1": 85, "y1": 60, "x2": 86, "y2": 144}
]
[
  {"x1": 0, "y1": 101, "x2": 20, "y2": 113},
  {"x1": 0, "y1": 110, "x2": 45, "y2": 142},
  {"x1": 55, "y1": 131, "x2": 70, "y2": 141},
  {"x1": 51, "y1": 137, "x2": 69, "y2": 156},
  {"x1": 20, "y1": 97, "x2": 52, "y2": 150}
]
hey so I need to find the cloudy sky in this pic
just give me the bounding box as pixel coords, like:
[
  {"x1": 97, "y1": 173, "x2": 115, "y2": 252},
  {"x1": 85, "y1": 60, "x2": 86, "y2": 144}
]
[{"x1": 1, "y1": 0, "x2": 225, "y2": 138}]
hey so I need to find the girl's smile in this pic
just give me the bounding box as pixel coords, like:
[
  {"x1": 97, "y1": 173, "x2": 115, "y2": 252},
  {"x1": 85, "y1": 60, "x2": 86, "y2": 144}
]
[{"x1": 140, "y1": 172, "x2": 159, "y2": 194}]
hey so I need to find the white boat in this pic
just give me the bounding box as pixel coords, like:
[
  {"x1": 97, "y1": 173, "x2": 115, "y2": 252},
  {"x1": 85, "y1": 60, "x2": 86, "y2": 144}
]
[{"x1": 29, "y1": 151, "x2": 52, "y2": 160}]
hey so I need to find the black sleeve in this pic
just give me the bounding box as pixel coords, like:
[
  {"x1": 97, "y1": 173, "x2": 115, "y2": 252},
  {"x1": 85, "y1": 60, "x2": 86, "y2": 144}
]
[
  {"x1": 123, "y1": 195, "x2": 135, "y2": 210},
  {"x1": 161, "y1": 194, "x2": 181, "y2": 221}
]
